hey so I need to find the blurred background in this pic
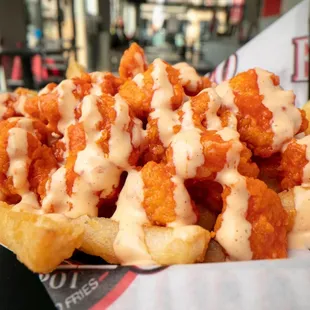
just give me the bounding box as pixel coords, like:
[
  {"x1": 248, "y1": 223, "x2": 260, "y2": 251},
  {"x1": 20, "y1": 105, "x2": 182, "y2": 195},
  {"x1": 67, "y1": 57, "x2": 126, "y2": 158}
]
[{"x1": 0, "y1": 0, "x2": 304, "y2": 91}]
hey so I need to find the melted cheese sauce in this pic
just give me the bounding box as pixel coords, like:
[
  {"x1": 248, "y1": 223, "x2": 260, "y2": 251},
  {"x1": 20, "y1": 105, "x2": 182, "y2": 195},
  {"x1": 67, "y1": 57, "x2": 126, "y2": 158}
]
[
  {"x1": 112, "y1": 170, "x2": 155, "y2": 265},
  {"x1": 215, "y1": 127, "x2": 252, "y2": 260},
  {"x1": 173, "y1": 62, "x2": 201, "y2": 92},
  {"x1": 288, "y1": 185, "x2": 310, "y2": 249},
  {"x1": 255, "y1": 68, "x2": 302, "y2": 151},
  {"x1": 296, "y1": 135, "x2": 310, "y2": 184}
]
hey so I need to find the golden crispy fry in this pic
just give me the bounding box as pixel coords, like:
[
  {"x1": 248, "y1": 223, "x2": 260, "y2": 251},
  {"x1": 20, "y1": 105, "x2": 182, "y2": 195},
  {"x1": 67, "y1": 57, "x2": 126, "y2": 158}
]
[
  {"x1": 204, "y1": 240, "x2": 226, "y2": 263},
  {"x1": 74, "y1": 216, "x2": 119, "y2": 264},
  {"x1": 301, "y1": 100, "x2": 310, "y2": 135},
  {"x1": 0, "y1": 203, "x2": 84, "y2": 273},
  {"x1": 278, "y1": 189, "x2": 297, "y2": 233},
  {"x1": 66, "y1": 56, "x2": 86, "y2": 79},
  {"x1": 75, "y1": 216, "x2": 210, "y2": 265}
]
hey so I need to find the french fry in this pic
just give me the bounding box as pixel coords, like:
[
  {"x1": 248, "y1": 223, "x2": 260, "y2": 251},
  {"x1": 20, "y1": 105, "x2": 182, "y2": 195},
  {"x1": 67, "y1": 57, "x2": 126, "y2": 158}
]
[
  {"x1": 0, "y1": 203, "x2": 84, "y2": 273},
  {"x1": 74, "y1": 216, "x2": 210, "y2": 265},
  {"x1": 66, "y1": 56, "x2": 86, "y2": 79},
  {"x1": 279, "y1": 190, "x2": 297, "y2": 232}
]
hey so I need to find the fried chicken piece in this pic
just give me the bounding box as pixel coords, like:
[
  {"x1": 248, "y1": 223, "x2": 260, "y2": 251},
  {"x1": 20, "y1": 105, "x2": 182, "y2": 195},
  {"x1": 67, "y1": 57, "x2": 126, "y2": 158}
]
[
  {"x1": 89, "y1": 72, "x2": 123, "y2": 96},
  {"x1": 166, "y1": 129, "x2": 258, "y2": 181},
  {"x1": 280, "y1": 136, "x2": 310, "y2": 190},
  {"x1": 119, "y1": 43, "x2": 148, "y2": 80},
  {"x1": 43, "y1": 94, "x2": 144, "y2": 215},
  {"x1": 214, "y1": 177, "x2": 288, "y2": 260},
  {"x1": 141, "y1": 161, "x2": 197, "y2": 226},
  {"x1": 202, "y1": 76, "x2": 212, "y2": 89},
  {"x1": 119, "y1": 59, "x2": 184, "y2": 119},
  {"x1": 142, "y1": 89, "x2": 222, "y2": 165},
  {"x1": 31, "y1": 74, "x2": 122, "y2": 134},
  {"x1": 217, "y1": 68, "x2": 307, "y2": 157},
  {"x1": 0, "y1": 118, "x2": 57, "y2": 201},
  {"x1": 0, "y1": 93, "x2": 19, "y2": 120},
  {"x1": 28, "y1": 145, "x2": 58, "y2": 198},
  {"x1": 246, "y1": 178, "x2": 288, "y2": 259},
  {"x1": 173, "y1": 62, "x2": 211, "y2": 96},
  {"x1": 0, "y1": 88, "x2": 38, "y2": 120}
]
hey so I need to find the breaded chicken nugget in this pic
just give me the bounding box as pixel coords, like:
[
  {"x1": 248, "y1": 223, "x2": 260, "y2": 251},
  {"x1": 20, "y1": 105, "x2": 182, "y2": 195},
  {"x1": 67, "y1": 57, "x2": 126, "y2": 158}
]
[
  {"x1": 119, "y1": 43, "x2": 148, "y2": 80},
  {"x1": 216, "y1": 68, "x2": 307, "y2": 157}
]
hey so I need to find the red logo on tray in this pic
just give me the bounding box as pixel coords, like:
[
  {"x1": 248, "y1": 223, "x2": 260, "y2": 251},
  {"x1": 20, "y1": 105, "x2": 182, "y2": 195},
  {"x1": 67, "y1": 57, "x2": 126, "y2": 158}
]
[
  {"x1": 292, "y1": 36, "x2": 309, "y2": 83},
  {"x1": 207, "y1": 53, "x2": 238, "y2": 84},
  {"x1": 41, "y1": 266, "x2": 168, "y2": 310}
]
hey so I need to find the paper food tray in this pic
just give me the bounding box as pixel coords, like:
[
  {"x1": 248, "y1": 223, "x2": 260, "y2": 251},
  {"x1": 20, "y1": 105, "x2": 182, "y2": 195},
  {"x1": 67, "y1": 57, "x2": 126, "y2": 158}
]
[{"x1": 38, "y1": 250, "x2": 310, "y2": 310}]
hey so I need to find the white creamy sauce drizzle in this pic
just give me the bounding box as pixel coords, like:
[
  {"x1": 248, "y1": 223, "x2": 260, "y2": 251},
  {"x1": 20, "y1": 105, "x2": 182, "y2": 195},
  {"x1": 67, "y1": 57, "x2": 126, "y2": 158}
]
[
  {"x1": 201, "y1": 88, "x2": 223, "y2": 131},
  {"x1": 6, "y1": 127, "x2": 40, "y2": 209},
  {"x1": 38, "y1": 85, "x2": 52, "y2": 96},
  {"x1": 14, "y1": 95, "x2": 27, "y2": 116},
  {"x1": 132, "y1": 118, "x2": 145, "y2": 149},
  {"x1": 12, "y1": 193, "x2": 41, "y2": 212},
  {"x1": 42, "y1": 166, "x2": 70, "y2": 214},
  {"x1": 90, "y1": 72, "x2": 105, "y2": 96},
  {"x1": 112, "y1": 170, "x2": 155, "y2": 265},
  {"x1": 173, "y1": 62, "x2": 201, "y2": 92},
  {"x1": 109, "y1": 94, "x2": 132, "y2": 168},
  {"x1": 168, "y1": 175, "x2": 197, "y2": 227},
  {"x1": 255, "y1": 68, "x2": 302, "y2": 151},
  {"x1": 133, "y1": 73, "x2": 144, "y2": 88},
  {"x1": 296, "y1": 135, "x2": 310, "y2": 184},
  {"x1": 215, "y1": 81, "x2": 238, "y2": 113},
  {"x1": 7, "y1": 128, "x2": 29, "y2": 190},
  {"x1": 288, "y1": 185, "x2": 310, "y2": 249},
  {"x1": 17, "y1": 118, "x2": 34, "y2": 132},
  {"x1": 75, "y1": 95, "x2": 122, "y2": 199},
  {"x1": 56, "y1": 80, "x2": 78, "y2": 134},
  {"x1": 53, "y1": 80, "x2": 79, "y2": 159},
  {"x1": 171, "y1": 100, "x2": 204, "y2": 179},
  {"x1": 150, "y1": 59, "x2": 179, "y2": 147},
  {"x1": 215, "y1": 127, "x2": 252, "y2": 260},
  {"x1": 0, "y1": 93, "x2": 9, "y2": 119},
  {"x1": 90, "y1": 83, "x2": 102, "y2": 96},
  {"x1": 43, "y1": 95, "x2": 123, "y2": 218}
]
